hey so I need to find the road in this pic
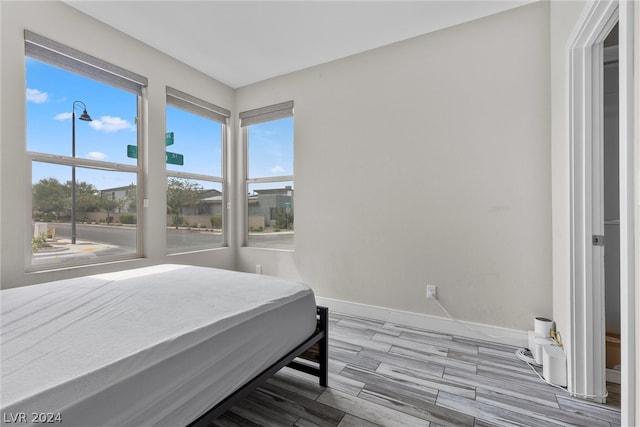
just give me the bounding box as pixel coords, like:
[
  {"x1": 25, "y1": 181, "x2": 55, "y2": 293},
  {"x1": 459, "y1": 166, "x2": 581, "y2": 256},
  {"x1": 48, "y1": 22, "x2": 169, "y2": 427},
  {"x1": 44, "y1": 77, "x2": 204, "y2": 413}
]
[
  {"x1": 52, "y1": 223, "x2": 137, "y2": 250},
  {"x1": 48, "y1": 224, "x2": 297, "y2": 250},
  {"x1": 248, "y1": 232, "x2": 294, "y2": 250}
]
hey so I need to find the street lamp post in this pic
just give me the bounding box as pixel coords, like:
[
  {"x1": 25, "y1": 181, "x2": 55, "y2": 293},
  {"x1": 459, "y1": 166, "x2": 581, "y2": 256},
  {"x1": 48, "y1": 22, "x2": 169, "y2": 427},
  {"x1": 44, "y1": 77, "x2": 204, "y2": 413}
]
[{"x1": 71, "y1": 101, "x2": 92, "y2": 244}]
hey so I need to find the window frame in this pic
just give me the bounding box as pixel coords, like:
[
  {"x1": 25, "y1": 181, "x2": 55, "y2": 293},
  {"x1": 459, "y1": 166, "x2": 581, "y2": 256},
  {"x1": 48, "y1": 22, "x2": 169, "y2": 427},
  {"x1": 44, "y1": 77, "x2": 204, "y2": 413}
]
[
  {"x1": 240, "y1": 101, "x2": 294, "y2": 249},
  {"x1": 25, "y1": 32, "x2": 147, "y2": 271},
  {"x1": 165, "y1": 87, "x2": 230, "y2": 254}
]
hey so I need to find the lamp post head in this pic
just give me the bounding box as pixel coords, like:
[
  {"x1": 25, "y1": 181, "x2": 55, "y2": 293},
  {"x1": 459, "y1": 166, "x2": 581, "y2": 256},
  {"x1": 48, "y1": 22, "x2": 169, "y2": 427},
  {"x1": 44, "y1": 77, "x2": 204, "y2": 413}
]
[
  {"x1": 73, "y1": 100, "x2": 92, "y2": 121},
  {"x1": 78, "y1": 110, "x2": 92, "y2": 121}
]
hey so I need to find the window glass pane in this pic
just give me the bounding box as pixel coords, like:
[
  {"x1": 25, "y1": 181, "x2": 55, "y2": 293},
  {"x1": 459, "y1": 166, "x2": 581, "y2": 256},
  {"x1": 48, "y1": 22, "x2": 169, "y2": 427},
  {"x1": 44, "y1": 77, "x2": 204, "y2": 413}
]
[
  {"x1": 31, "y1": 162, "x2": 138, "y2": 267},
  {"x1": 247, "y1": 181, "x2": 294, "y2": 250},
  {"x1": 167, "y1": 178, "x2": 223, "y2": 252},
  {"x1": 26, "y1": 58, "x2": 138, "y2": 165},
  {"x1": 247, "y1": 117, "x2": 293, "y2": 179},
  {"x1": 27, "y1": 52, "x2": 141, "y2": 270},
  {"x1": 165, "y1": 105, "x2": 222, "y2": 176}
]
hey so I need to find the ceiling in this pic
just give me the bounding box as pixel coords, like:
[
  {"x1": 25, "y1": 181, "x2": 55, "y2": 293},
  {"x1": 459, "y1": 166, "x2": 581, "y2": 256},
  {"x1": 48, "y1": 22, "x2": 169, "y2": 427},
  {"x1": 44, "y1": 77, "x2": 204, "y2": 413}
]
[{"x1": 65, "y1": 1, "x2": 535, "y2": 89}]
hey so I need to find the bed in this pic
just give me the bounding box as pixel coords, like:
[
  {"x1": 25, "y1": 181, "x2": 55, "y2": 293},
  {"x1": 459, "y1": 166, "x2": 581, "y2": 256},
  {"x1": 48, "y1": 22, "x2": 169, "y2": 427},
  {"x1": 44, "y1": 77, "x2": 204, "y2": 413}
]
[{"x1": 0, "y1": 264, "x2": 328, "y2": 426}]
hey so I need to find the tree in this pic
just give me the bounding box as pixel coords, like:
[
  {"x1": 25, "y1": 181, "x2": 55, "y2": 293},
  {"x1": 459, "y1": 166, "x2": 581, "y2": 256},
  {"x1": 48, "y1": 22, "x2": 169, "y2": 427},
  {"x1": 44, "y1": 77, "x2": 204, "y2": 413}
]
[
  {"x1": 32, "y1": 178, "x2": 69, "y2": 220},
  {"x1": 167, "y1": 178, "x2": 203, "y2": 228},
  {"x1": 275, "y1": 209, "x2": 294, "y2": 230},
  {"x1": 72, "y1": 181, "x2": 100, "y2": 220},
  {"x1": 124, "y1": 183, "x2": 136, "y2": 213},
  {"x1": 97, "y1": 191, "x2": 124, "y2": 224}
]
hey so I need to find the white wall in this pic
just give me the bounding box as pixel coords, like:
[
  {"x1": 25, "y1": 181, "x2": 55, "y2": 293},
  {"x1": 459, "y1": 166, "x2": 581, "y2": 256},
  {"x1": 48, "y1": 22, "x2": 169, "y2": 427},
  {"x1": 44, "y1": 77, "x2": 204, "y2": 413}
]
[
  {"x1": 236, "y1": 2, "x2": 552, "y2": 332},
  {"x1": 0, "y1": 1, "x2": 236, "y2": 288}
]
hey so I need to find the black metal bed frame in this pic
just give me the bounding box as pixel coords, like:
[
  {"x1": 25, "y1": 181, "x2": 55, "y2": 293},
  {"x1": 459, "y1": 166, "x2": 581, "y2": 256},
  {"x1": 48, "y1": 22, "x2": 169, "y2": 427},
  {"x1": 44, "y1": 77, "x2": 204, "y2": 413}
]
[{"x1": 187, "y1": 306, "x2": 329, "y2": 427}]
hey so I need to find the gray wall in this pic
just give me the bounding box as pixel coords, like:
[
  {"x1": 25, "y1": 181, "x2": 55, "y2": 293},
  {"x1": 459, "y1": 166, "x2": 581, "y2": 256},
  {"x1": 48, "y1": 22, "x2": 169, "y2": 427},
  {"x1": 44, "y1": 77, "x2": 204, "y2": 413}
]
[{"x1": 236, "y1": 2, "x2": 552, "y2": 331}]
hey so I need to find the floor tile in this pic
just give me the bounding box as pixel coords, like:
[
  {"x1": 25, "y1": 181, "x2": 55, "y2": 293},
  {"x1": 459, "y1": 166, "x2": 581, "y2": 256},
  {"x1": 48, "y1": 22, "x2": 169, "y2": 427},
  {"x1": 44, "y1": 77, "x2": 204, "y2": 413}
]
[{"x1": 213, "y1": 312, "x2": 621, "y2": 427}]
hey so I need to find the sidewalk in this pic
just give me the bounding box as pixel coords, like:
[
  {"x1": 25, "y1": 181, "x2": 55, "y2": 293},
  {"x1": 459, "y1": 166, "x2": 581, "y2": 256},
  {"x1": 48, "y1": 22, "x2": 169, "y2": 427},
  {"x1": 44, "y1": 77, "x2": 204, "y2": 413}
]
[{"x1": 32, "y1": 238, "x2": 111, "y2": 258}]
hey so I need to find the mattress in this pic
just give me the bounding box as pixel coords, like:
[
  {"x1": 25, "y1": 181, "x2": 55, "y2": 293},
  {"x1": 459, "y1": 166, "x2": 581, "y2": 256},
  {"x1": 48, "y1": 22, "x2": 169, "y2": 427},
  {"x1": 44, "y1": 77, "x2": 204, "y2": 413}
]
[{"x1": 1, "y1": 264, "x2": 317, "y2": 427}]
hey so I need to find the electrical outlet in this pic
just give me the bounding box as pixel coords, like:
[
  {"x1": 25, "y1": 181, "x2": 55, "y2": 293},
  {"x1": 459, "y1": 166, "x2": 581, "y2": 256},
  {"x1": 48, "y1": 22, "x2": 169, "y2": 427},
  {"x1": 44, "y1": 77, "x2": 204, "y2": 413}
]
[
  {"x1": 256, "y1": 264, "x2": 262, "y2": 274},
  {"x1": 426, "y1": 285, "x2": 436, "y2": 299}
]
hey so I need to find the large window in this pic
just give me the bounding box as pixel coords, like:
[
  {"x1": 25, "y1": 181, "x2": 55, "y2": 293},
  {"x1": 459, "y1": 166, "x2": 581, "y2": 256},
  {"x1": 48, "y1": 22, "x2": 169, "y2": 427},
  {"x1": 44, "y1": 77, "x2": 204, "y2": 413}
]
[
  {"x1": 241, "y1": 101, "x2": 294, "y2": 250},
  {"x1": 165, "y1": 87, "x2": 229, "y2": 253},
  {"x1": 26, "y1": 31, "x2": 146, "y2": 269}
]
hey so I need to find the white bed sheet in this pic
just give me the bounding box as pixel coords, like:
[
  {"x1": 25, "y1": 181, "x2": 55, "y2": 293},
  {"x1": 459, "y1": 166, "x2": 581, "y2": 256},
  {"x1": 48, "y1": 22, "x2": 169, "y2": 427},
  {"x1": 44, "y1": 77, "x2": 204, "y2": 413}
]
[{"x1": 1, "y1": 264, "x2": 317, "y2": 426}]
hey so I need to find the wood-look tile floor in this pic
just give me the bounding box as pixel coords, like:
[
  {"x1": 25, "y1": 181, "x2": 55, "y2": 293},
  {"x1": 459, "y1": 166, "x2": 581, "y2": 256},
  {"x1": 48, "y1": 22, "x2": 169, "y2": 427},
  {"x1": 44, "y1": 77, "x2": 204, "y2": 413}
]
[{"x1": 213, "y1": 313, "x2": 622, "y2": 427}]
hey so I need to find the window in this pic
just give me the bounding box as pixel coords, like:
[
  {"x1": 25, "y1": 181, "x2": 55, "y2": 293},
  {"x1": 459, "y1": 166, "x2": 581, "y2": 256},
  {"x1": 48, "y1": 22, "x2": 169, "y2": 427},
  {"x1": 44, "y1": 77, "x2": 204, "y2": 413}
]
[
  {"x1": 241, "y1": 101, "x2": 294, "y2": 250},
  {"x1": 165, "y1": 87, "x2": 229, "y2": 253},
  {"x1": 26, "y1": 31, "x2": 146, "y2": 269}
]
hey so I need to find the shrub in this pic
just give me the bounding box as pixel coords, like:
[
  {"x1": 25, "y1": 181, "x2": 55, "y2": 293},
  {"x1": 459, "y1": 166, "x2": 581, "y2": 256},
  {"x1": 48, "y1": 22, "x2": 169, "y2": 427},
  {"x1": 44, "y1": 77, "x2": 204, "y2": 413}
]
[
  {"x1": 275, "y1": 211, "x2": 293, "y2": 229},
  {"x1": 120, "y1": 214, "x2": 137, "y2": 224},
  {"x1": 31, "y1": 232, "x2": 49, "y2": 253},
  {"x1": 210, "y1": 215, "x2": 222, "y2": 229}
]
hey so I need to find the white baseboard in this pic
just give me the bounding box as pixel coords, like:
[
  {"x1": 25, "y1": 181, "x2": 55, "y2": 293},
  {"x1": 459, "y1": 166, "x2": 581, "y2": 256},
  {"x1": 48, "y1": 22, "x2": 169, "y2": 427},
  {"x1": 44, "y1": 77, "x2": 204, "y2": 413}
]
[{"x1": 315, "y1": 296, "x2": 528, "y2": 348}]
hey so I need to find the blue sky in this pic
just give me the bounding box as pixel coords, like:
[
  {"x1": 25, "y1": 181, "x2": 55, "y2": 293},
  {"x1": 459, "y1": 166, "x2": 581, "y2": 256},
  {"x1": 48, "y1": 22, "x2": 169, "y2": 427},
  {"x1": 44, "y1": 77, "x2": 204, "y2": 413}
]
[
  {"x1": 248, "y1": 117, "x2": 293, "y2": 179},
  {"x1": 26, "y1": 58, "x2": 293, "y2": 191}
]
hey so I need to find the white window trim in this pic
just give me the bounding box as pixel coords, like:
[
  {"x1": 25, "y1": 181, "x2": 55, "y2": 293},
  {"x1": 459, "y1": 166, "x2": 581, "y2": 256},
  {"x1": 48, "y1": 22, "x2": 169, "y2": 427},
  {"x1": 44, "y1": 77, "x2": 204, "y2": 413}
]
[{"x1": 240, "y1": 102, "x2": 294, "y2": 249}]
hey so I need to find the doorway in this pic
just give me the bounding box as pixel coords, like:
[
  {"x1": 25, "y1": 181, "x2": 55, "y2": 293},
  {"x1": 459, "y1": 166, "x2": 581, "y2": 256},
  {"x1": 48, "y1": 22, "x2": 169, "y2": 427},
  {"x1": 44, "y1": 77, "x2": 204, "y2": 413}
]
[
  {"x1": 567, "y1": 1, "x2": 637, "y2": 423},
  {"x1": 567, "y1": 1, "x2": 618, "y2": 405}
]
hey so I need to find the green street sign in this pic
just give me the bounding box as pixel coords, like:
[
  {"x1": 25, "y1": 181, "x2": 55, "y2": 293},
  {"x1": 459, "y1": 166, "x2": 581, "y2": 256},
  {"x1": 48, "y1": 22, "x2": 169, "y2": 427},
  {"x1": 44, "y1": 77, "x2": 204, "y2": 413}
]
[
  {"x1": 284, "y1": 201, "x2": 292, "y2": 207},
  {"x1": 166, "y1": 132, "x2": 174, "y2": 146},
  {"x1": 166, "y1": 151, "x2": 184, "y2": 165},
  {"x1": 129, "y1": 144, "x2": 183, "y2": 165},
  {"x1": 127, "y1": 145, "x2": 138, "y2": 159}
]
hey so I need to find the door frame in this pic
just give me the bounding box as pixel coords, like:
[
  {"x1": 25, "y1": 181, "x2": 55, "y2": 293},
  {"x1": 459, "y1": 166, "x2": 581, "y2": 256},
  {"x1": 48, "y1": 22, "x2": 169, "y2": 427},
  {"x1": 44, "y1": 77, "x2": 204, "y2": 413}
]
[
  {"x1": 568, "y1": 0, "x2": 637, "y2": 423},
  {"x1": 618, "y1": 1, "x2": 638, "y2": 424},
  {"x1": 568, "y1": 0, "x2": 617, "y2": 404}
]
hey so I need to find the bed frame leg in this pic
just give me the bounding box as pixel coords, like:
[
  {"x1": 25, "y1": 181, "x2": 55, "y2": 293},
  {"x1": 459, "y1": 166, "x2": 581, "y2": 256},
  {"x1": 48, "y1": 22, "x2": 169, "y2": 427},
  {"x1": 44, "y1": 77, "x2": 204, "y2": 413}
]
[
  {"x1": 317, "y1": 306, "x2": 329, "y2": 387},
  {"x1": 189, "y1": 305, "x2": 330, "y2": 426}
]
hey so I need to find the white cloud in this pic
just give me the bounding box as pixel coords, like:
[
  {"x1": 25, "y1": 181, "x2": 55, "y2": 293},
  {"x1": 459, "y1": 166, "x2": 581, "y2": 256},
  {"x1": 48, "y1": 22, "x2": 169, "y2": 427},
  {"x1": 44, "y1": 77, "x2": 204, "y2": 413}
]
[
  {"x1": 270, "y1": 165, "x2": 285, "y2": 174},
  {"x1": 54, "y1": 112, "x2": 72, "y2": 121},
  {"x1": 26, "y1": 88, "x2": 49, "y2": 104},
  {"x1": 89, "y1": 116, "x2": 135, "y2": 133},
  {"x1": 86, "y1": 151, "x2": 107, "y2": 161}
]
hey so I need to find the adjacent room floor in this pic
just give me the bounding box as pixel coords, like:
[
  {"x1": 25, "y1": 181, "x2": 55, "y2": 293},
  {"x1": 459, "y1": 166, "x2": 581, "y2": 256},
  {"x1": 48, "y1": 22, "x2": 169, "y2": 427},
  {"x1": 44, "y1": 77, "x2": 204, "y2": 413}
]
[{"x1": 214, "y1": 313, "x2": 622, "y2": 426}]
